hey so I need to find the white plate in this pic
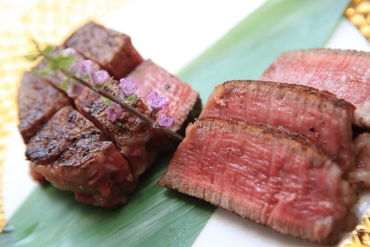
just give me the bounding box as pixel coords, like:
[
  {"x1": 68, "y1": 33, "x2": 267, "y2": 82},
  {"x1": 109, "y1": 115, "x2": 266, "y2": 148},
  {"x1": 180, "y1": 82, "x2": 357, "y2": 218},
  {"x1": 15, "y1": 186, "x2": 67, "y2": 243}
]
[{"x1": 4, "y1": 1, "x2": 370, "y2": 246}]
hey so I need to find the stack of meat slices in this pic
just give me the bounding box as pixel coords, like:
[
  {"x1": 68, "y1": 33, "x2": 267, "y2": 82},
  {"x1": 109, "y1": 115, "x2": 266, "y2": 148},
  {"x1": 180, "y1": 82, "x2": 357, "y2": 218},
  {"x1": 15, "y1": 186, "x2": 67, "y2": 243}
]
[
  {"x1": 259, "y1": 49, "x2": 370, "y2": 186},
  {"x1": 18, "y1": 21, "x2": 200, "y2": 207},
  {"x1": 159, "y1": 80, "x2": 358, "y2": 245}
]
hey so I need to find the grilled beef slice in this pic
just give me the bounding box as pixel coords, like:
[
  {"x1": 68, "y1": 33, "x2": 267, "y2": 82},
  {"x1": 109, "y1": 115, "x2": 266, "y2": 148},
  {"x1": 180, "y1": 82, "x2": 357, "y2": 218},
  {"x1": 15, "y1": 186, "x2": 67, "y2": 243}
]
[
  {"x1": 259, "y1": 49, "x2": 370, "y2": 128},
  {"x1": 128, "y1": 60, "x2": 202, "y2": 134},
  {"x1": 200, "y1": 80, "x2": 355, "y2": 172},
  {"x1": 75, "y1": 79, "x2": 167, "y2": 176},
  {"x1": 64, "y1": 21, "x2": 143, "y2": 79},
  {"x1": 18, "y1": 71, "x2": 71, "y2": 143},
  {"x1": 159, "y1": 118, "x2": 357, "y2": 245},
  {"x1": 27, "y1": 106, "x2": 137, "y2": 208}
]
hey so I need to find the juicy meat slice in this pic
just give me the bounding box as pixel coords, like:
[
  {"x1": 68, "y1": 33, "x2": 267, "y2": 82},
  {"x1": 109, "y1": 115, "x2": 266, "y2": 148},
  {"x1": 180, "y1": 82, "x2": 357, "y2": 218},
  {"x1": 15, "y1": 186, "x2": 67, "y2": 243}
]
[
  {"x1": 64, "y1": 21, "x2": 143, "y2": 79},
  {"x1": 128, "y1": 60, "x2": 202, "y2": 134},
  {"x1": 259, "y1": 49, "x2": 370, "y2": 128},
  {"x1": 159, "y1": 118, "x2": 357, "y2": 245},
  {"x1": 18, "y1": 71, "x2": 71, "y2": 143},
  {"x1": 349, "y1": 132, "x2": 370, "y2": 186},
  {"x1": 200, "y1": 80, "x2": 355, "y2": 171},
  {"x1": 27, "y1": 106, "x2": 137, "y2": 208},
  {"x1": 75, "y1": 80, "x2": 169, "y2": 176}
]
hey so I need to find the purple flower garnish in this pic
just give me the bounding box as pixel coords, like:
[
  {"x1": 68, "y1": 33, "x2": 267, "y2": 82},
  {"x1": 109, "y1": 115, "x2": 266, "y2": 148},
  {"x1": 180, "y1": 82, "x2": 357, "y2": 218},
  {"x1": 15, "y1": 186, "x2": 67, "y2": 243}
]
[
  {"x1": 67, "y1": 82, "x2": 84, "y2": 98},
  {"x1": 92, "y1": 70, "x2": 110, "y2": 86},
  {"x1": 157, "y1": 114, "x2": 174, "y2": 129},
  {"x1": 147, "y1": 91, "x2": 168, "y2": 110},
  {"x1": 63, "y1": 48, "x2": 77, "y2": 56},
  {"x1": 78, "y1": 59, "x2": 93, "y2": 77},
  {"x1": 119, "y1": 78, "x2": 137, "y2": 97},
  {"x1": 105, "y1": 102, "x2": 123, "y2": 122}
]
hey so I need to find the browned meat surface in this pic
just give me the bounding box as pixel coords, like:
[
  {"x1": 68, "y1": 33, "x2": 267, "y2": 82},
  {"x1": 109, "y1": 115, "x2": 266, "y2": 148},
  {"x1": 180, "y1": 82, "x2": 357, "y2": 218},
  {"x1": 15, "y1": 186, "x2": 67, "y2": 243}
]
[
  {"x1": 128, "y1": 60, "x2": 202, "y2": 134},
  {"x1": 18, "y1": 71, "x2": 71, "y2": 143},
  {"x1": 349, "y1": 132, "x2": 370, "y2": 186},
  {"x1": 75, "y1": 80, "x2": 169, "y2": 176},
  {"x1": 200, "y1": 80, "x2": 355, "y2": 172},
  {"x1": 259, "y1": 49, "x2": 370, "y2": 128},
  {"x1": 159, "y1": 118, "x2": 357, "y2": 245},
  {"x1": 64, "y1": 21, "x2": 143, "y2": 79},
  {"x1": 27, "y1": 106, "x2": 137, "y2": 208}
]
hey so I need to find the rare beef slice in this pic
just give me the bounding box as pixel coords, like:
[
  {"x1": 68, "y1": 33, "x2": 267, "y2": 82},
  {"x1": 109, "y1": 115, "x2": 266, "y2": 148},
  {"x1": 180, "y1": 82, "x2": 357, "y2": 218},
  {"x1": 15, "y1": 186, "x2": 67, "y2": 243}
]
[
  {"x1": 200, "y1": 80, "x2": 355, "y2": 172},
  {"x1": 159, "y1": 118, "x2": 357, "y2": 245},
  {"x1": 259, "y1": 49, "x2": 370, "y2": 128}
]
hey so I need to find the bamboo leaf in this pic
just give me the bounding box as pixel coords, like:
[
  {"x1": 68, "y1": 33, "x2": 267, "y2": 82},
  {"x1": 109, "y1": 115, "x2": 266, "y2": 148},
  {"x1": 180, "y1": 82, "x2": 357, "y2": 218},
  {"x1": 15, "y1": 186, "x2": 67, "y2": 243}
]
[{"x1": 4, "y1": 0, "x2": 349, "y2": 246}]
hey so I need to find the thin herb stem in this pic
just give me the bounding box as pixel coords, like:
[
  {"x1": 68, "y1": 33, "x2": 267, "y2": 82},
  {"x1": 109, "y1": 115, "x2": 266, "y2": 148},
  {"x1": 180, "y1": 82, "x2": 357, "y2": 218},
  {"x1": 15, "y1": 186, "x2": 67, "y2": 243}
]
[
  {"x1": 65, "y1": 71, "x2": 184, "y2": 142},
  {"x1": 36, "y1": 45, "x2": 184, "y2": 142}
]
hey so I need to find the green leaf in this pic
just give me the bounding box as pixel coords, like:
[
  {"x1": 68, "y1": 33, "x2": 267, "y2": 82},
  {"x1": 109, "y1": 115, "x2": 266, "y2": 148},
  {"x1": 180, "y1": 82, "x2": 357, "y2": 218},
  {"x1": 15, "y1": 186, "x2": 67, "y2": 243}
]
[
  {"x1": 6, "y1": 0, "x2": 349, "y2": 246},
  {"x1": 23, "y1": 54, "x2": 40, "y2": 62},
  {"x1": 103, "y1": 98, "x2": 111, "y2": 105},
  {"x1": 48, "y1": 54, "x2": 76, "y2": 71},
  {"x1": 60, "y1": 80, "x2": 70, "y2": 90},
  {"x1": 35, "y1": 68, "x2": 51, "y2": 76},
  {"x1": 43, "y1": 45, "x2": 55, "y2": 55},
  {"x1": 125, "y1": 94, "x2": 137, "y2": 103}
]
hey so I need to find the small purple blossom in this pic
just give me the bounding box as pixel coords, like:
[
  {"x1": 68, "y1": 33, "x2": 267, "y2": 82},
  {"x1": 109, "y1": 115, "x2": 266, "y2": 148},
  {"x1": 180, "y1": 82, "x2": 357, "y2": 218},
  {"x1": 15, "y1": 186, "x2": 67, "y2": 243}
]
[
  {"x1": 105, "y1": 102, "x2": 123, "y2": 122},
  {"x1": 147, "y1": 91, "x2": 168, "y2": 110},
  {"x1": 63, "y1": 48, "x2": 77, "y2": 56},
  {"x1": 67, "y1": 82, "x2": 84, "y2": 98},
  {"x1": 78, "y1": 59, "x2": 93, "y2": 77},
  {"x1": 119, "y1": 78, "x2": 137, "y2": 97},
  {"x1": 157, "y1": 114, "x2": 174, "y2": 129},
  {"x1": 92, "y1": 70, "x2": 110, "y2": 86}
]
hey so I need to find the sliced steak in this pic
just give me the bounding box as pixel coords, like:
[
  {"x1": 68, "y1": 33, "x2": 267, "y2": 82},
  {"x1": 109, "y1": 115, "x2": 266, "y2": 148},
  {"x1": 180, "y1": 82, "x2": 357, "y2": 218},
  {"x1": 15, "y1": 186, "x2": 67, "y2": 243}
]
[
  {"x1": 200, "y1": 80, "x2": 355, "y2": 171},
  {"x1": 75, "y1": 80, "x2": 169, "y2": 176},
  {"x1": 259, "y1": 49, "x2": 370, "y2": 128},
  {"x1": 27, "y1": 106, "x2": 137, "y2": 208},
  {"x1": 18, "y1": 71, "x2": 71, "y2": 143},
  {"x1": 64, "y1": 21, "x2": 143, "y2": 79},
  {"x1": 128, "y1": 60, "x2": 202, "y2": 134},
  {"x1": 159, "y1": 118, "x2": 357, "y2": 245}
]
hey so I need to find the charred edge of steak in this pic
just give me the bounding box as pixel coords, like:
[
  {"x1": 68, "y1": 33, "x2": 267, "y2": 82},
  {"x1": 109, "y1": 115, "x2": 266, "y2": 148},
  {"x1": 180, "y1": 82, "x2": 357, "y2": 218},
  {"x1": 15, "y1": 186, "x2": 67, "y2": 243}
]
[
  {"x1": 177, "y1": 94, "x2": 202, "y2": 135},
  {"x1": 26, "y1": 106, "x2": 104, "y2": 165},
  {"x1": 18, "y1": 71, "x2": 72, "y2": 143},
  {"x1": 221, "y1": 80, "x2": 355, "y2": 110}
]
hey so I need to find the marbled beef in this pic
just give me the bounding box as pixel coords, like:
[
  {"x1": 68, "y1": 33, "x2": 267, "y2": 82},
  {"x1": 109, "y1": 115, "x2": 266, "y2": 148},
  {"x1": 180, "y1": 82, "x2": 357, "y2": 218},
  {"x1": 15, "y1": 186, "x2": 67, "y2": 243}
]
[
  {"x1": 259, "y1": 49, "x2": 370, "y2": 128},
  {"x1": 159, "y1": 118, "x2": 357, "y2": 245},
  {"x1": 200, "y1": 80, "x2": 355, "y2": 171},
  {"x1": 64, "y1": 21, "x2": 143, "y2": 79},
  {"x1": 18, "y1": 71, "x2": 71, "y2": 143},
  {"x1": 27, "y1": 106, "x2": 137, "y2": 208}
]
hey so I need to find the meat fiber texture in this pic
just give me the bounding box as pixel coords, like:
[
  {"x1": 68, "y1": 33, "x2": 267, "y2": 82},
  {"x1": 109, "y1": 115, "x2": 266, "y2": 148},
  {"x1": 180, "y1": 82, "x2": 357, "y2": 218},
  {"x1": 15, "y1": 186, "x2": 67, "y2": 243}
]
[
  {"x1": 64, "y1": 21, "x2": 144, "y2": 79},
  {"x1": 159, "y1": 118, "x2": 357, "y2": 245},
  {"x1": 259, "y1": 49, "x2": 370, "y2": 129},
  {"x1": 75, "y1": 79, "x2": 169, "y2": 176},
  {"x1": 200, "y1": 80, "x2": 355, "y2": 172},
  {"x1": 128, "y1": 60, "x2": 202, "y2": 134},
  {"x1": 26, "y1": 106, "x2": 137, "y2": 208},
  {"x1": 17, "y1": 71, "x2": 71, "y2": 143}
]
